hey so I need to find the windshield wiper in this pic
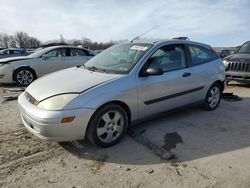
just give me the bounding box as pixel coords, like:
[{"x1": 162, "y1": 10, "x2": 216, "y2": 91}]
[
  {"x1": 76, "y1": 64, "x2": 84, "y2": 68},
  {"x1": 86, "y1": 66, "x2": 108, "y2": 73}
]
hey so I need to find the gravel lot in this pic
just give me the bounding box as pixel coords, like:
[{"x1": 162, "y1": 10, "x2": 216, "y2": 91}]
[{"x1": 0, "y1": 83, "x2": 250, "y2": 188}]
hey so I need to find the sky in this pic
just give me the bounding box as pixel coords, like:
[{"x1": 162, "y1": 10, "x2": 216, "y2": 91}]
[{"x1": 0, "y1": 0, "x2": 249, "y2": 47}]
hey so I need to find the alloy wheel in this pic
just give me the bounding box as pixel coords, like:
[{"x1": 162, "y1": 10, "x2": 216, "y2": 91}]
[
  {"x1": 16, "y1": 70, "x2": 34, "y2": 86},
  {"x1": 208, "y1": 86, "x2": 220, "y2": 109},
  {"x1": 96, "y1": 110, "x2": 124, "y2": 143}
]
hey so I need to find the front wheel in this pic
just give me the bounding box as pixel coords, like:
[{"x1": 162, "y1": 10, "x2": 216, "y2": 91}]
[
  {"x1": 86, "y1": 104, "x2": 128, "y2": 147},
  {"x1": 13, "y1": 67, "x2": 36, "y2": 86},
  {"x1": 202, "y1": 83, "x2": 222, "y2": 111}
]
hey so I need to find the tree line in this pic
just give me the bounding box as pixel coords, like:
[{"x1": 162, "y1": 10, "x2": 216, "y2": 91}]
[
  {"x1": 0, "y1": 32, "x2": 41, "y2": 49},
  {"x1": 0, "y1": 32, "x2": 117, "y2": 50}
]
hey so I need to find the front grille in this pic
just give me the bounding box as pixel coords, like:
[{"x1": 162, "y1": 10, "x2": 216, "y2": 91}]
[
  {"x1": 227, "y1": 62, "x2": 250, "y2": 72},
  {"x1": 25, "y1": 92, "x2": 38, "y2": 105}
]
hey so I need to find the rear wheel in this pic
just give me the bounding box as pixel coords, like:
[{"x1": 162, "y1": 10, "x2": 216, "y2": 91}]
[
  {"x1": 13, "y1": 67, "x2": 36, "y2": 86},
  {"x1": 86, "y1": 104, "x2": 128, "y2": 147},
  {"x1": 202, "y1": 83, "x2": 222, "y2": 111}
]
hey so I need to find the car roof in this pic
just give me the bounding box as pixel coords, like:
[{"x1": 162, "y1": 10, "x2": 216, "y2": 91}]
[
  {"x1": 44, "y1": 45, "x2": 91, "y2": 51},
  {"x1": 131, "y1": 39, "x2": 211, "y2": 49}
]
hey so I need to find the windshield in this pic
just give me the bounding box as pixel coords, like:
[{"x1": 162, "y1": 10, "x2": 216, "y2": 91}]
[
  {"x1": 238, "y1": 42, "x2": 250, "y2": 54},
  {"x1": 0, "y1": 49, "x2": 7, "y2": 55},
  {"x1": 28, "y1": 48, "x2": 50, "y2": 58},
  {"x1": 84, "y1": 43, "x2": 152, "y2": 74}
]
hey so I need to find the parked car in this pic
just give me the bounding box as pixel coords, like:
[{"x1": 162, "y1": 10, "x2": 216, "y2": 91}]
[
  {"x1": 0, "y1": 49, "x2": 30, "y2": 59},
  {"x1": 18, "y1": 39, "x2": 225, "y2": 147},
  {"x1": 219, "y1": 49, "x2": 235, "y2": 59},
  {"x1": 0, "y1": 46, "x2": 95, "y2": 86},
  {"x1": 223, "y1": 41, "x2": 250, "y2": 83}
]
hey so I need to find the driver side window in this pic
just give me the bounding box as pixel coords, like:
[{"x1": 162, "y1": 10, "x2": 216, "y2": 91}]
[{"x1": 148, "y1": 44, "x2": 187, "y2": 72}]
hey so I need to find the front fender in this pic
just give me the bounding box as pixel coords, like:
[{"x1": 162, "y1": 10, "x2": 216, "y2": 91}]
[{"x1": 64, "y1": 77, "x2": 138, "y2": 121}]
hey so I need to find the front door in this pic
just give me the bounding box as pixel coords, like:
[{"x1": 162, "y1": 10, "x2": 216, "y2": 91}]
[
  {"x1": 37, "y1": 48, "x2": 69, "y2": 76},
  {"x1": 137, "y1": 44, "x2": 203, "y2": 119}
]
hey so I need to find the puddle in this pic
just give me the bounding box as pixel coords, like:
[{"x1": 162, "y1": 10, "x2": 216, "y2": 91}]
[{"x1": 162, "y1": 132, "x2": 183, "y2": 150}]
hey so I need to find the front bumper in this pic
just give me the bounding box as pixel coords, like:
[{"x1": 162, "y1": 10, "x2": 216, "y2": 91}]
[
  {"x1": 226, "y1": 71, "x2": 250, "y2": 82},
  {"x1": 0, "y1": 64, "x2": 14, "y2": 83},
  {"x1": 18, "y1": 92, "x2": 96, "y2": 142}
]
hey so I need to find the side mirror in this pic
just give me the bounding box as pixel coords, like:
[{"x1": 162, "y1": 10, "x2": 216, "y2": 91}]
[
  {"x1": 41, "y1": 54, "x2": 50, "y2": 60},
  {"x1": 140, "y1": 67, "x2": 164, "y2": 77}
]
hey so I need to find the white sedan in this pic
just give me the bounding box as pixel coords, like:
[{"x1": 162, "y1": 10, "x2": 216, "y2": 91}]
[{"x1": 0, "y1": 46, "x2": 95, "y2": 86}]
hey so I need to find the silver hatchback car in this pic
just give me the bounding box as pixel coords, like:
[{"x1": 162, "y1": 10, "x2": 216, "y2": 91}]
[{"x1": 18, "y1": 39, "x2": 225, "y2": 147}]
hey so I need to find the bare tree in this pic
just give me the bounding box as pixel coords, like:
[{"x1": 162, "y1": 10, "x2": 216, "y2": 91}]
[
  {"x1": 0, "y1": 33, "x2": 12, "y2": 48},
  {"x1": 1, "y1": 31, "x2": 120, "y2": 50},
  {"x1": 67, "y1": 39, "x2": 82, "y2": 46},
  {"x1": 9, "y1": 36, "x2": 17, "y2": 48},
  {"x1": 14, "y1": 32, "x2": 29, "y2": 48},
  {"x1": 13, "y1": 31, "x2": 41, "y2": 48},
  {"x1": 64, "y1": 37, "x2": 115, "y2": 50},
  {"x1": 27, "y1": 37, "x2": 41, "y2": 48},
  {"x1": 79, "y1": 37, "x2": 115, "y2": 50}
]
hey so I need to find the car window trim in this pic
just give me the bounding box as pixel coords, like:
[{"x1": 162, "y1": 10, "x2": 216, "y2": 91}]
[{"x1": 65, "y1": 48, "x2": 71, "y2": 56}]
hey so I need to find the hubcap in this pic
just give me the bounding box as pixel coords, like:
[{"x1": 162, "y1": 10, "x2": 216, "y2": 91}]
[
  {"x1": 208, "y1": 86, "x2": 220, "y2": 108},
  {"x1": 17, "y1": 70, "x2": 33, "y2": 85},
  {"x1": 97, "y1": 111, "x2": 124, "y2": 143}
]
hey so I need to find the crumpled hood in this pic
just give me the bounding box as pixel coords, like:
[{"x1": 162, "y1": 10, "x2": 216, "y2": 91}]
[
  {"x1": 224, "y1": 53, "x2": 250, "y2": 62},
  {"x1": 26, "y1": 67, "x2": 124, "y2": 102},
  {"x1": 0, "y1": 56, "x2": 32, "y2": 63}
]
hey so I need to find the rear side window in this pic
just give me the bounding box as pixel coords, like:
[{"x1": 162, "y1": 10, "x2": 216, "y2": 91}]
[
  {"x1": 189, "y1": 45, "x2": 218, "y2": 65},
  {"x1": 70, "y1": 49, "x2": 88, "y2": 56}
]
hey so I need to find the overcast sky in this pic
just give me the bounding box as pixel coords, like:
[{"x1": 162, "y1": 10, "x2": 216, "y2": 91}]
[{"x1": 0, "y1": 0, "x2": 249, "y2": 46}]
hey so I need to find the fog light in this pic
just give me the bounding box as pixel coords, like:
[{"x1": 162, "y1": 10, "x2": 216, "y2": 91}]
[{"x1": 61, "y1": 116, "x2": 75, "y2": 123}]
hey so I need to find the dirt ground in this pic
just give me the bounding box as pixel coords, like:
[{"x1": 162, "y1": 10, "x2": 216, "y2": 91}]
[{"x1": 0, "y1": 82, "x2": 250, "y2": 188}]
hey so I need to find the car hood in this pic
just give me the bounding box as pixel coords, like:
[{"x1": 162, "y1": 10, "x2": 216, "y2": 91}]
[
  {"x1": 0, "y1": 56, "x2": 32, "y2": 63},
  {"x1": 26, "y1": 67, "x2": 125, "y2": 102},
  {"x1": 224, "y1": 53, "x2": 250, "y2": 62}
]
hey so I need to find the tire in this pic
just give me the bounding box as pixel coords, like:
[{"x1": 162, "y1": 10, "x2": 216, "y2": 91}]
[
  {"x1": 86, "y1": 104, "x2": 128, "y2": 147},
  {"x1": 202, "y1": 83, "x2": 222, "y2": 111},
  {"x1": 13, "y1": 67, "x2": 36, "y2": 86}
]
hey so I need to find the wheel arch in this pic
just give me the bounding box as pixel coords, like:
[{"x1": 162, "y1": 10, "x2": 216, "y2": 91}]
[
  {"x1": 12, "y1": 66, "x2": 37, "y2": 80},
  {"x1": 213, "y1": 80, "x2": 224, "y2": 92},
  {"x1": 86, "y1": 100, "x2": 132, "y2": 134},
  {"x1": 97, "y1": 100, "x2": 131, "y2": 124}
]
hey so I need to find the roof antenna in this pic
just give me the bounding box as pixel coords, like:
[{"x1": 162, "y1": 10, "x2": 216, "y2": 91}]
[{"x1": 131, "y1": 26, "x2": 159, "y2": 42}]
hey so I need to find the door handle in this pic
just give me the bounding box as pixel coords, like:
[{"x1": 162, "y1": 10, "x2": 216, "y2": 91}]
[{"x1": 182, "y1": 72, "x2": 191, "y2": 77}]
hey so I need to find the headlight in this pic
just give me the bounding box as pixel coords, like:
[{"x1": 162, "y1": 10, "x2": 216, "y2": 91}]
[
  {"x1": 38, "y1": 94, "x2": 79, "y2": 110},
  {"x1": 223, "y1": 60, "x2": 229, "y2": 71}
]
